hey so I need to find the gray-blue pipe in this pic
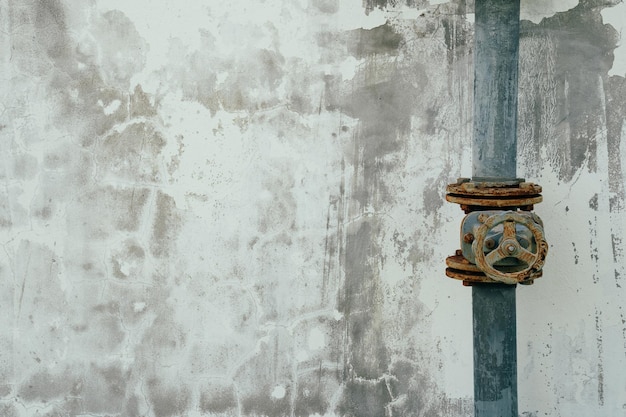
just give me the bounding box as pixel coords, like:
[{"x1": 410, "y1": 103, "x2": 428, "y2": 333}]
[
  {"x1": 472, "y1": 0, "x2": 520, "y2": 416},
  {"x1": 472, "y1": 0, "x2": 520, "y2": 182}
]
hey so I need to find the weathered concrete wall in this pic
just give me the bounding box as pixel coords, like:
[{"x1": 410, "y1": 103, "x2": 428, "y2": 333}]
[{"x1": 0, "y1": 0, "x2": 625, "y2": 416}]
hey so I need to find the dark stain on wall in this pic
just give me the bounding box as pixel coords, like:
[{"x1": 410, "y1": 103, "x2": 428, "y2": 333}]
[
  {"x1": 312, "y1": 0, "x2": 340, "y2": 14},
  {"x1": 594, "y1": 309, "x2": 605, "y2": 406},
  {"x1": 0, "y1": 191, "x2": 13, "y2": 228},
  {"x1": 257, "y1": 167, "x2": 297, "y2": 234},
  {"x1": 148, "y1": 379, "x2": 191, "y2": 417},
  {"x1": 338, "y1": 379, "x2": 391, "y2": 417},
  {"x1": 51, "y1": 72, "x2": 129, "y2": 144},
  {"x1": 333, "y1": 20, "x2": 411, "y2": 415},
  {"x1": 14, "y1": 242, "x2": 66, "y2": 330},
  {"x1": 124, "y1": 395, "x2": 142, "y2": 417},
  {"x1": 235, "y1": 328, "x2": 293, "y2": 416},
  {"x1": 73, "y1": 186, "x2": 150, "y2": 238},
  {"x1": 0, "y1": 335, "x2": 11, "y2": 398},
  {"x1": 90, "y1": 302, "x2": 127, "y2": 351},
  {"x1": 348, "y1": 23, "x2": 403, "y2": 58},
  {"x1": 28, "y1": 6, "x2": 145, "y2": 144},
  {"x1": 294, "y1": 369, "x2": 339, "y2": 416},
  {"x1": 131, "y1": 84, "x2": 158, "y2": 118},
  {"x1": 329, "y1": 5, "x2": 476, "y2": 413},
  {"x1": 98, "y1": 122, "x2": 166, "y2": 183},
  {"x1": 605, "y1": 75, "x2": 626, "y2": 210},
  {"x1": 611, "y1": 233, "x2": 623, "y2": 286},
  {"x1": 519, "y1": 3, "x2": 621, "y2": 182},
  {"x1": 38, "y1": 146, "x2": 95, "y2": 220},
  {"x1": 166, "y1": 29, "x2": 287, "y2": 114},
  {"x1": 8, "y1": 0, "x2": 106, "y2": 141},
  {"x1": 6, "y1": 153, "x2": 38, "y2": 182},
  {"x1": 0, "y1": 404, "x2": 17, "y2": 417},
  {"x1": 80, "y1": 363, "x2": 130, "y2": 414},
  {"x1": 363, "y1": 0, "x2": 426, "y2": 14},
  {"x1": 364, "y1": 0, "x2": 390, "y2": 13},
  {"x1": 165, "y1": 34, "x2": 219, "y2": 113},
  {"x1": 242, "y1": 389, "x2": 292, "y2": 417},
  {"x1": 138, "y1": 310, "x2": 187, "y2": 361},
  {"x1": 18, "y1": 367, "x2": 81, "y2": 402},
  {"x1": 151, "y1": 191, "x2": 182, "y2": 257},
  {"x1": 341, "y1": 221, "x2": 389, "y2": 379},
  {"x1": 291, "y1": 315, "x2": 344, "y2": 415},
  {"x1": 589, "y1": 193, "x2": 599, "y2": 211},
  {"x1": 109, "y1": 239, "x2": 146, "y2": 280},
  {"x1": 93, "y1": 10, "x2": 147, "y2": 89},
  {"x1": 389, "y1": 359, "x2": 474, "y2": 415},
  {"x1": 219, "y1": 48, "x2": 285, "y2": 112},
  {"x1": 442, "y1": 2, "x2": 471, "y2": 66},
  {"x1": 199, "y1": 383, "x2": 238, "y2": 414},
  {"x1": 341, "y1": 80, "x2": 417, "y2": 204},
  {"x1": 34, "y1": 0, "x2": 71, "y2": 64}
]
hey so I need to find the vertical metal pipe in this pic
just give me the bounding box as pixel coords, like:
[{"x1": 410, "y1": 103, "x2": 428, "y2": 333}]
[
  {"x1": 472, "y1": 0, "x2": 520, "y2": 416},
  {"x1": 473, "y1": 285, "x2": 517, "y2": 417},
  {"x1": 472, "y1": 0, "x2": 520, "y2": 182}
]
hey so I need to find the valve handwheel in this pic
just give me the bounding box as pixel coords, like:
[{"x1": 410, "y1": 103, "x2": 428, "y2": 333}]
[{"x1": 472, "y1": 212, "x2": 548, "y2": 284}]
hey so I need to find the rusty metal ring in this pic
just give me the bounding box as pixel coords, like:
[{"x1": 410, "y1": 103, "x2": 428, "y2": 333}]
[{"x1": 472, "y1": 212, "x2": 548, "y2": 284}]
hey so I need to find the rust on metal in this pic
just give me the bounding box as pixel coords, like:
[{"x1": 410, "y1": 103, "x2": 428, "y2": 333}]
[
  {"x1": 447, "y1": 179, "x2": 542, "y2": 195},
  {"x1": 445, "y1": 178, "x2": 547, "y2": 286},
  {"x1": 445, "y1": 253, "x2": 541, "y2": 285},
  {"x1": 446, "y1": 180, "x2": 543, "y2": 213},
  {"x1": 472, "y1": 212, "x2": 548, "y2": 284}
]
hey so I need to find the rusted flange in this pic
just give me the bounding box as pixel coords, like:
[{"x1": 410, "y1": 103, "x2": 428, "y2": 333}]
[
  {"x1": 446, "y1": 178, "x2": 542, "y2": 213},
  {"x1": 446, "y1": 252, "x2": 541, "y2": 286}
]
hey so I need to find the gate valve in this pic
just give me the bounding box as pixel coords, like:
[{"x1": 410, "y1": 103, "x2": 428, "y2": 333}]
[
  {"x1": 470, "y1": 211, "x2": 548, "y2": 284},
  {"x1": 444, "y1": 178, "x2": 548, "y2": 285}
]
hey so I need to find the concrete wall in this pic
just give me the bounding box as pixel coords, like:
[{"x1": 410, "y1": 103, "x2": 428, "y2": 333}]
[{"x1": 1, "y1": 0, "x2": 625, "y2": 416}]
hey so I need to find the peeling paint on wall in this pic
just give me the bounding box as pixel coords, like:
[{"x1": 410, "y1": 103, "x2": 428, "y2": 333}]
[{"x1": 1, "y1": 0, "x2": 626, "y2": 416}]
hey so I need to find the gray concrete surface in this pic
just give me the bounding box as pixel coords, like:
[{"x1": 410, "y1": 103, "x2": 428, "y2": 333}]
[{"x1": 1, "y1": 1, "x2": 625, "y2": 416}]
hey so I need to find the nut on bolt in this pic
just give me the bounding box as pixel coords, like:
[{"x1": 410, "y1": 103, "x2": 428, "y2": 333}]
[{"x1": 463, "y1": 233, "x2": 475, "y2": 243}]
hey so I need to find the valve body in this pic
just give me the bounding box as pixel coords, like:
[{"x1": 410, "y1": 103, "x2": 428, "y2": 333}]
[{"x1": 445, "y1": 178, "x2": 548, "y2": 285}]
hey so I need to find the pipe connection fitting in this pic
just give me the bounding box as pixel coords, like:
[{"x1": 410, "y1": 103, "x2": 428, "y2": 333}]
[{"x1": 445, "y1": 178, "x2": 548, "y2": 286}]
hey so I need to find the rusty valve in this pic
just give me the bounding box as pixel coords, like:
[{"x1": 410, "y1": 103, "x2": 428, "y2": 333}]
[
  {"x1": 445, "y1": 178, "x2": 548, "y2": 285},
  {"x1": 472, "y1": 211, "x2": 548, "y2": 284}
]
